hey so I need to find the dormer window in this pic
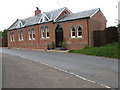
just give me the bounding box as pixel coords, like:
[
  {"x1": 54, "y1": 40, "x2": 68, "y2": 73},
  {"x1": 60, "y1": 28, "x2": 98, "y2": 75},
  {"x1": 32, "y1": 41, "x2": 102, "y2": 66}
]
[
  {"x1": 64, "y1": 11, "x2": 67, "y2": 15},
  {"x1": 39, "y1": 13, "x2": 50, "y2": 23},
  {"x1": 17, "y1": 20, "x2": 24, "y2": 28},
  {"x1": 40, "y1": 19, "x2": 43, "y2": 23}
]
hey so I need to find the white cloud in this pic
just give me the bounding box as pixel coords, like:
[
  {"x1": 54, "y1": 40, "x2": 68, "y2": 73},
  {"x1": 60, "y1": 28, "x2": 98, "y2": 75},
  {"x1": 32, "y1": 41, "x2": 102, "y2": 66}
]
[{"x1": 0, "y1": 0, "x2": 119, "y2": 31}]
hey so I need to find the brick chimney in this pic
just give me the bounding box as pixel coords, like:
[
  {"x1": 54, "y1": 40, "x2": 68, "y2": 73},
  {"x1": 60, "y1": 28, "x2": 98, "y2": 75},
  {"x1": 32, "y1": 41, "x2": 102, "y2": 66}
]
[{"x1": 35, "y1": 7, "x2": 41, "y2": 15}]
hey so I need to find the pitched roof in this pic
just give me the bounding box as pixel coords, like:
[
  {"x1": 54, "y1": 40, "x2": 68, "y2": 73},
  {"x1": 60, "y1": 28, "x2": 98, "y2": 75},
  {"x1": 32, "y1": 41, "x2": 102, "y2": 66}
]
[
  {"x1": 56, "y1": 8, "x2": 100, "y2": 22},
  {"x1": 8, "y1": 7, "x2": 67, "y2": 30},
  {"x1": 8, "y1": 7, "x2": 102, "y2": 30}
]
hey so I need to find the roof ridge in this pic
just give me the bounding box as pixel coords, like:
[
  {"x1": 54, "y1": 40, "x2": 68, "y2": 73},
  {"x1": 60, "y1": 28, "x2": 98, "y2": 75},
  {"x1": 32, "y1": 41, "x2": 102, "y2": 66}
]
[
  {"x1": 72, "y1": 8, "x2": 100, "y2": 15},
  {"x1": 45, "y1": 7, "x2": 66, "y2": 13}
]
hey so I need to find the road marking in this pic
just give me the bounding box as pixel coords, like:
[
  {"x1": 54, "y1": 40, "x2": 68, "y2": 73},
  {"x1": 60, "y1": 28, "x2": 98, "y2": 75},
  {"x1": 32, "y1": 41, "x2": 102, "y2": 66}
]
[
  {"x1": 3, "y1": 53, "x2": 112, "y2": 89},
  {"x1": 21, "y1": 57, "x2": 112, "y2": 89},
  {"x1": 39, "y1": 62, "x2": 111, "y2": 88}
]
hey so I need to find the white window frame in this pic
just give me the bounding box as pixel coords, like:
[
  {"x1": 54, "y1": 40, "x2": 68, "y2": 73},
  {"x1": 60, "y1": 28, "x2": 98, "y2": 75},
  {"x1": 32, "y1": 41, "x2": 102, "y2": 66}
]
[
  {"x1": 71, "y1": 27, "x2": 76, "y2": 38},
  {"x1": 41, "y1": 27, "x2": 45, "y2": 39},
  {"x1": 32, "y1": 29, "x2": 35, "y2": 40},
  {"x1": 18, "y1": 31, "x2": 21, "y2": 41},
  {"x1": 45, "y1": 26, "x2": 49, "y2": 38},
  {"x1": 10, "y1": 33, "x2": 12, "y2": 42},
  {"x1": 77, "y1": 26, "x2": 82, "y2": 38},
  {"x1": 28, "y1": 29, "x2": 31, "y2": 40},
  {"x1": 10, "y1": 32, "x2": 15, "y2": 42},
  {"x1": 21, "y1": 31, "x2": 24, "y2": 41},
  {"x1": 28, "y1": 28, "x2": 35, "y2": 40}
]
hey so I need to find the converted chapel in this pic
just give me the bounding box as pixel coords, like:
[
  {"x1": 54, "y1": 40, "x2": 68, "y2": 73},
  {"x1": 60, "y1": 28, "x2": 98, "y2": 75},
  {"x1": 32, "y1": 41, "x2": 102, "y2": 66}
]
[{"x1": 8, "y1": 7, "x2": 107, "y2": 50}]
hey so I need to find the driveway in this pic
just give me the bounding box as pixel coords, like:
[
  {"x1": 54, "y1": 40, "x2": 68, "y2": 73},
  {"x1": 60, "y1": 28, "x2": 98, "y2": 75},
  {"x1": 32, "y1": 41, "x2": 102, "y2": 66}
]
[{"x1": 1, "y1": 48, "x2": 118, "y2": 88}]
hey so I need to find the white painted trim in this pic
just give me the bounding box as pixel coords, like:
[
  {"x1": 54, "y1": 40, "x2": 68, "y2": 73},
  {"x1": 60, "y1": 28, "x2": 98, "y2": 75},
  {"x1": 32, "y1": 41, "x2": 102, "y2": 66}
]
[
  {"x1": 41, "y1": 28, "x2": 45, "y2": 39},
  {"x1": 90, "y1": 9, "x2": 100, "y2": 18},
  {"x1": 32, "y1": 29, "x2": 35, "y2": 40},
  {"x1": 65, "y1": 7, "x2": 73, "y2": 14},
  {"x1": 46, "y1": 28, "x2": 50, "y2": 38},
  {"x1": 38, "y1": 13, "x2": 51, "y2": 23},
  {"x1": 77, "y1": 26, "x2": 83, "y2": 38},
  {"x1": 17, "y1": 20, "x2": 24, "y2": 28},
  {"x1": 43, "y1": 13, "x2": 51, "y2": 21},
  {"x1": 90, "y1": 9, "x2": 107, "y2": 22},
  {"x1": 54, "y1": 8, "x2": 65, "y2": 22},
  {"x1": 71, "y1": 27, "x2": 76, "y2": 38},
  {"x1": 38, "y1": 14, "x2": 44, "y2": 23}
]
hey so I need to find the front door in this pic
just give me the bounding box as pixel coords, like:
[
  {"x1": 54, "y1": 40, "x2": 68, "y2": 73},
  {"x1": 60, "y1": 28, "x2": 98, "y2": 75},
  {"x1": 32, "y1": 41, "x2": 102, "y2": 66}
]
[{"x1": 55, "y1": 28, "x2": 63, "y2": 47}]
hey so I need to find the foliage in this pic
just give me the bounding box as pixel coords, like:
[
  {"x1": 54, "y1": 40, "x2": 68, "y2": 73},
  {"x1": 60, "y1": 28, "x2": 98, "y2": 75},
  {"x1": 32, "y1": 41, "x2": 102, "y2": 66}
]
[
  {"x1": 2, "y1": 29, "x2": 8, "y2": 39},
  {"x1": 0, "y1": 29, "x2": 8, "y2": 47},
  {"x1": 51, "y1": 42, "x2": 56, "y2": 49},
  {"x1": 47, "y1": 43, "x2": 51, "y2": 48},
  {"x1": 69, "y1": 43, "x2": 119, "y2": 59},
  {"x1": 0, "y1": 31, "x2": 2, "y2": 37},
  {"x1": 59, "y1": 41, "x2": 67, "y2": 49}
]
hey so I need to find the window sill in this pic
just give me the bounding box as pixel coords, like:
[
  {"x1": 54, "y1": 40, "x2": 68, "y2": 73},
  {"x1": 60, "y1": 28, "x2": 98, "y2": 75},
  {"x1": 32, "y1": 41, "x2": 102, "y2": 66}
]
[
  {"x1": 70, "y1": 37, "x2": 83, "y2": 39},
  {"x1": 71, "y1": 36, "x2": 76, "y2": 39},
  {"x1": 41, "y1": 37, "x2": 45, "y2": 39},
  {"x1": 77, "y1": 36, "x2": 83, "y2": 38},
  {"x1": 46, "y1": 37, "x2": 50, "y2": 39}
]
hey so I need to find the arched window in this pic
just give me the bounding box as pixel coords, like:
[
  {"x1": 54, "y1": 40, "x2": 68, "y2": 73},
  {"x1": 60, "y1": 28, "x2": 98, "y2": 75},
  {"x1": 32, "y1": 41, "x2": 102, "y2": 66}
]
[
  {"x1": 77, "y1": 26, "x2": 82, "y2": 38},
  {"x1": 41, "y1": 27, "x2": 45, "y2": 39},
  {"x1": 21, "y1": 31, "x2": 24, "y2": 41},
  {"x1": 10, "y1": 32, "x2": 14, "y2": 42},
  {"x1": 71, "y1": 27, "x2": 76, "y2": 38},
  {"x1": 18, "y1": 30, "x2": 24, "y2": 41},
  {"x1": 28, "y1": 28, "x2": 35, "y2": 40},
  {"x1": 45, "y1": 26, "x2": 49, "y2": 38},
  {"x1": 31, "y1": 28, "x2": 35, "y2": 40}
]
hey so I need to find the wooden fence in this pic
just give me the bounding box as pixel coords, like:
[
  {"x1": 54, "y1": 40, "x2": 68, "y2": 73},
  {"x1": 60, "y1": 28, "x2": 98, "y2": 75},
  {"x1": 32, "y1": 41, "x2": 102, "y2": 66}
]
[{"x1": 93, "y1": 27, "x2": 119, "y2": 47}]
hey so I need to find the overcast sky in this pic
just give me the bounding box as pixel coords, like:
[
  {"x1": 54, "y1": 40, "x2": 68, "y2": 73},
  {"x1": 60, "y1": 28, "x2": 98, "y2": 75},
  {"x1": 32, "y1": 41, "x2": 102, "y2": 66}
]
[{"x1": 0, "y1": 0, "x2": 119, "y2": 31}]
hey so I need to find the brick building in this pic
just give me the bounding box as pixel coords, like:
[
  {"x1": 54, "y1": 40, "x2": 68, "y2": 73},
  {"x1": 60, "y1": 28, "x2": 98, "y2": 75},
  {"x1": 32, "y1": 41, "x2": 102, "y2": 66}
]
[{"x1": 8, "y1": 7, "x2": 107, "y2": 50}]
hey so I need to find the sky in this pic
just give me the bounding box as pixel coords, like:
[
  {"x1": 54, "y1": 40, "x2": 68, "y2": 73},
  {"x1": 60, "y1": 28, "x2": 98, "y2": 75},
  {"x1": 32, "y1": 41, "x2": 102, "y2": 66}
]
[{"x1": 0, "y1": 0, "x2": 119, "y2": 31}]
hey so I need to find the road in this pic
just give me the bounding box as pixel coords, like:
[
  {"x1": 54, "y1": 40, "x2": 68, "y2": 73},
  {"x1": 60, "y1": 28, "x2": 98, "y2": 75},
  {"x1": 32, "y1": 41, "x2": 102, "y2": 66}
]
[
  {"x1": 1, "y1": 48, "x2": 118, "y2": 88},
  {"x1": 2, "y1": 53, "x2": 106, "y2": 88}
]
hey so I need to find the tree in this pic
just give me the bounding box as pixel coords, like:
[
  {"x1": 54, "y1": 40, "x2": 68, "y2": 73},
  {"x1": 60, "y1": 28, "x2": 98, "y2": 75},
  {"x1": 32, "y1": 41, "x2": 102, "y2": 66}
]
[
  {"x1": 0, "y1": 31, "x2": 2, "y2": 47},
  {"x1": 1, "y1": 29, "x2": 8, "y2": 47}
]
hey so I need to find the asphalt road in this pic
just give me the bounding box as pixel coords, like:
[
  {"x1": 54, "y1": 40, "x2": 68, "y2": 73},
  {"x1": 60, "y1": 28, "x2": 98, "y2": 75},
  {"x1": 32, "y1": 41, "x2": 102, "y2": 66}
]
[
  {"x1": 1, "y1": 48, "x2": 118, "y2": 88},
  {"x1": 2, "y1": 53, "x2": 106, "y2": 88}
]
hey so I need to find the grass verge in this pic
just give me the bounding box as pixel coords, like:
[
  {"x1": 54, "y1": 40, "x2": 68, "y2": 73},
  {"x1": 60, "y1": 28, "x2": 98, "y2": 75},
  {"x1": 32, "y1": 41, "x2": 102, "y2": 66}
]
[{"x1": 69, "y1": 42, "x2": 119, "y2": 59}]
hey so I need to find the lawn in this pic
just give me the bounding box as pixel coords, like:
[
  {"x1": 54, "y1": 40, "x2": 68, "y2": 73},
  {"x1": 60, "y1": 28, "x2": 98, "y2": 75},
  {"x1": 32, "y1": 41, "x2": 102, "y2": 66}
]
[{"x1": 69, "y1": 42, "x2": 119, "y2": 59}]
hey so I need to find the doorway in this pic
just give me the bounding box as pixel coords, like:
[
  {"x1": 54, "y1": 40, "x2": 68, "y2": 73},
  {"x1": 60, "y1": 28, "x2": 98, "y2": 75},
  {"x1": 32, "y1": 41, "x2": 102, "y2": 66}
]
[{"x1": 55, "y1": 25, "x2": 63, "y2": 47}]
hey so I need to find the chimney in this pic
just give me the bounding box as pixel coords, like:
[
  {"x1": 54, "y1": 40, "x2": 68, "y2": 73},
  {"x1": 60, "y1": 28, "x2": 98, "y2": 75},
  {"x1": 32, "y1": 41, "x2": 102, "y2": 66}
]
[{"x1": 35, "y1": 7, "x2": 41, "y2": 15}]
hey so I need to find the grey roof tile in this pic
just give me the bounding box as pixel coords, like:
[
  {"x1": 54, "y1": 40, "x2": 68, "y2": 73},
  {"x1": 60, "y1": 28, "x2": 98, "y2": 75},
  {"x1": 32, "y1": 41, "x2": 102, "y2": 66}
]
[
  {"x1": 8, "y1": 7, "x2": 100, "y2": 30},
  {"x1": 56, "y1": 8, "x2": 100, "y2": 22},
  {"x1": 8, "y1": 7, "x2": 66, "y2": 30}
]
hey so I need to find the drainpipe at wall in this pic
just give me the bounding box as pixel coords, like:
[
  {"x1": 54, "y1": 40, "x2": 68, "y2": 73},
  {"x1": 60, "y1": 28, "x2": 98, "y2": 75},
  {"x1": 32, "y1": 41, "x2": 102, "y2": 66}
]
[{"x1": 87, "y1": 18, "x2": 89, "y2": 46}]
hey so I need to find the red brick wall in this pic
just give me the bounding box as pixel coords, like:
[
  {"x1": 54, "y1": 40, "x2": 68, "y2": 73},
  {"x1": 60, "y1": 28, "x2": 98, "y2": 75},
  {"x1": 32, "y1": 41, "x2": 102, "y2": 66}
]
[
  {"x1": 89, "y1": 10, "x2": 107, "y2": 46},
  {"x1": 8, "y1": 22, "x2": 56, "y2": 50},
  {"x1": 8, "y1": 10, "x2": 106, "y2": 50},
  {"x1": 60, "y1": 19, "x2": 89, "y2": 50}
]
